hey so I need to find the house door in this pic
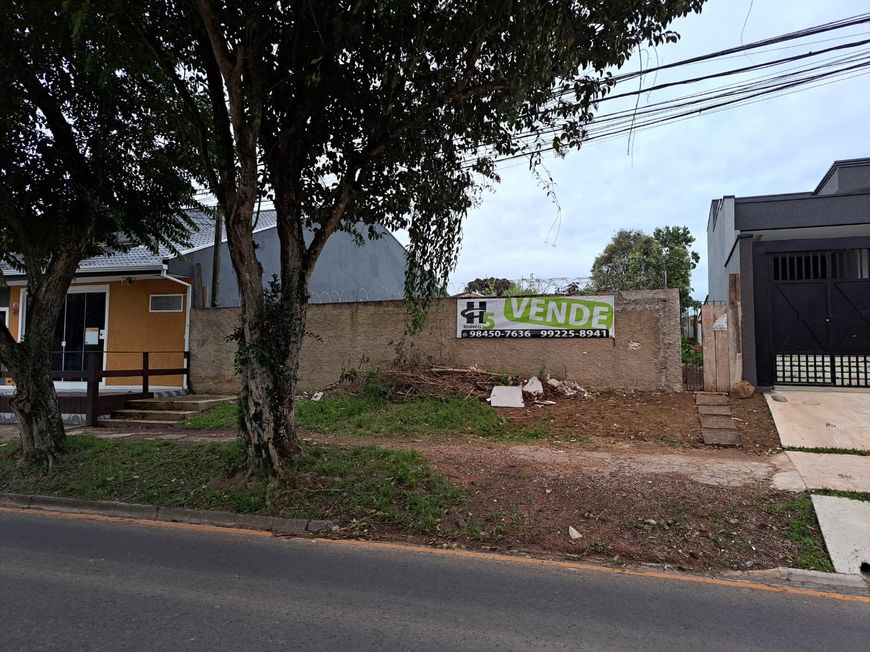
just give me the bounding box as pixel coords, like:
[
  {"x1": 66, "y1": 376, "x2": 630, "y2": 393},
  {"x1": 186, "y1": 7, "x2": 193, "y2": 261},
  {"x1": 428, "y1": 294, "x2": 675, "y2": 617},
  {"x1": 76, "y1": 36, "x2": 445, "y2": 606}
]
[
  {"x1": 29, "y1": 290, "x2": 108, "y2": 385},
  {"x1": 770, "y1": 249, "x2": 870, "y2": 386}
]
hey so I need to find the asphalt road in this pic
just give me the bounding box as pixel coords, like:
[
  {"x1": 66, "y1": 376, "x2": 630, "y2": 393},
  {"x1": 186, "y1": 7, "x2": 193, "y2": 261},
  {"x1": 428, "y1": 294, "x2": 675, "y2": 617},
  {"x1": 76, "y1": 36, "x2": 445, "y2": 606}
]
[{"x1": 1, "y1": 510, "x2": 867, "y2": 651}]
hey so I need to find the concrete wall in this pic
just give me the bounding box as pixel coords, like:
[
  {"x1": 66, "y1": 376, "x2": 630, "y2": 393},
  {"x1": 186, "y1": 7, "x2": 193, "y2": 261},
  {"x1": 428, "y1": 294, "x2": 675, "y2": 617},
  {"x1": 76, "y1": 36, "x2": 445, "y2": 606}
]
[
  {"x1": 190, "y1": 289, "x2": 682, "y2": 394},
  {"x1": 169, "y1": 223, "x2": 407, "y2": 307},
  {"x1": 706, "y1": 196, "x2": 738, "y2": 304}
]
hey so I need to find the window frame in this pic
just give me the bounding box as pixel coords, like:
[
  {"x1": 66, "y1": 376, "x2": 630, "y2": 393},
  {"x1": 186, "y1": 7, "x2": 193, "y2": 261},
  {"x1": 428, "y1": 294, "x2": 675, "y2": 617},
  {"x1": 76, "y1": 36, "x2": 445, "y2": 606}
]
[{"x1": 149, "y1": 294, "x2": 185, "y2": 313}]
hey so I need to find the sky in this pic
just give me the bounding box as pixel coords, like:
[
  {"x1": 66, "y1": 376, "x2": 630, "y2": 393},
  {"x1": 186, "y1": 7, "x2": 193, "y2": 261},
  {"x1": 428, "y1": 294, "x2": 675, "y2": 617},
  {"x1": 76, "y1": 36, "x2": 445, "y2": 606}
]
[{"x1": 397, "y1": 0, "x2": 870, "y2": 300}]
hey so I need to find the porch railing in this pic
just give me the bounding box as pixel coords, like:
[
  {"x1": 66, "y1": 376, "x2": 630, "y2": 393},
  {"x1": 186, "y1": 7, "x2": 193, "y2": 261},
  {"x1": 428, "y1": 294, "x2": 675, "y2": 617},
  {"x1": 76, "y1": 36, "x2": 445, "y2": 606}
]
[{"x1": 1, "y1": 351, "x2": 190, "y2": 427}]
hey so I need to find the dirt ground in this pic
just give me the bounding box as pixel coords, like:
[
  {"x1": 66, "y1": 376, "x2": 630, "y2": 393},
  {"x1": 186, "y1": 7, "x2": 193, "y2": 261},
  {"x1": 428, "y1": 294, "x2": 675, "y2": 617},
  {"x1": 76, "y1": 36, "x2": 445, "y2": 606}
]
[
  {"x1": 2, "y1": 388, "x2": 807, "y2": 572},
  {"x1": 477, "y1": 389, "x2": 779, "y2": 455},
  {"x1": 302, "y1": 428, "x2": 814, "y2": 572}
]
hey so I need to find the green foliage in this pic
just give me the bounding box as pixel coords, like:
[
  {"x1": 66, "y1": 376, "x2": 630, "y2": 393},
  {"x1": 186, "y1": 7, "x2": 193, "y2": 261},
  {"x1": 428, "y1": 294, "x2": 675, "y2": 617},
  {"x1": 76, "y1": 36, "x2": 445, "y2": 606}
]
[
  {"x1": 464, "y1": 278, "x2": 513, "y2": 296},
  {"x1": 0, "y1": 435, "x2": 462, "y2": 533},
  {"x1": 0, "y1": 1, "x2": 200, "y2": 282},
  {"x1": 590, "y1": 226, "x2": 701, "y2": 311},
  {"x1": 681, "y1": 337, "x2": 703, "y2": 365}
]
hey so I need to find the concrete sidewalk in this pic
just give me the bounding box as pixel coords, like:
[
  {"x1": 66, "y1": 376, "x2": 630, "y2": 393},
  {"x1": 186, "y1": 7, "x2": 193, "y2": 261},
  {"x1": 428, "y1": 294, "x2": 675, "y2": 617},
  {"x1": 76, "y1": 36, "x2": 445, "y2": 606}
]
[{"x1": 765, "y1": 388, "x2": 870, "y2": 576}]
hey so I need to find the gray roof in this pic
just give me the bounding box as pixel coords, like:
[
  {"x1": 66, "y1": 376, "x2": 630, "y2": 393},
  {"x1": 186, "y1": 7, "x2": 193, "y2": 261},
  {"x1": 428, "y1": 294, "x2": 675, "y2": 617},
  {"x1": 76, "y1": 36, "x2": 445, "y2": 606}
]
[{"x1": 1, "y1": 209, "x2": 279, "y2": 278}]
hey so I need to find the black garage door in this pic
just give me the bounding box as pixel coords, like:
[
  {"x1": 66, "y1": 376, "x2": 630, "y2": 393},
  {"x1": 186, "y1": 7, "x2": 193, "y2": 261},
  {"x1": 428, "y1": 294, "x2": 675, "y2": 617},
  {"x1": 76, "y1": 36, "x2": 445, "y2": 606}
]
[{"x1": 769, "y1": 248, "x2": 870, "y2": 386}]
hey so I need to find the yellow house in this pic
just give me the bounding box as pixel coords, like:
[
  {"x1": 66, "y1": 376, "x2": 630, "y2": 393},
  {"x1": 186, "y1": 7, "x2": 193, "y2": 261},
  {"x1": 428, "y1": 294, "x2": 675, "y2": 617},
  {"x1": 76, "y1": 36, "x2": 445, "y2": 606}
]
[
  {"x1": 1, "y1": 209, "x2": 410, "y2": 394},
  {"x1": 1, "y1": 242, "x2": 196, "y2": 391}
]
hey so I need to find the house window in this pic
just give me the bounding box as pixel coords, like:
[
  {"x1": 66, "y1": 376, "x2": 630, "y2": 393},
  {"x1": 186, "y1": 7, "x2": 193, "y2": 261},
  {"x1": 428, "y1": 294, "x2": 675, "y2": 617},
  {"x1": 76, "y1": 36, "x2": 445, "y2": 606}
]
[{"x1": 149, "y1": 294, "x2": 184, "y2": 313}]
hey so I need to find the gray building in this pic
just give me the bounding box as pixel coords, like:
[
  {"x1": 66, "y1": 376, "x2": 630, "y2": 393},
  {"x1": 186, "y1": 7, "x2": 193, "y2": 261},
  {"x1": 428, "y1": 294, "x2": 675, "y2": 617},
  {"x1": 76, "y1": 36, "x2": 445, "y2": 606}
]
[
  {"x1": 707, "y1": 158, "x2": 870, "y2": 388},
  {"x1": 169, "y1": 210, "x2": 407, "y2": 306}
]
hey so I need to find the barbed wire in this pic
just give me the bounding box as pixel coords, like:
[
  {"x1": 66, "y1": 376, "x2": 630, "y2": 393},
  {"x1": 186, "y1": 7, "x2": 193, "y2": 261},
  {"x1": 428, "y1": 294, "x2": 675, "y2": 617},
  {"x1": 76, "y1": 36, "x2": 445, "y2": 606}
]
[
  {"x1": 447, "y1": 276, "x2": 599, "y2": 296},
  {"x1": 308, "y1": 287, "x2": 404, "y2": 303},
  {"x1": 305, "y1": 277, "x2": 602, "y2": 305}
]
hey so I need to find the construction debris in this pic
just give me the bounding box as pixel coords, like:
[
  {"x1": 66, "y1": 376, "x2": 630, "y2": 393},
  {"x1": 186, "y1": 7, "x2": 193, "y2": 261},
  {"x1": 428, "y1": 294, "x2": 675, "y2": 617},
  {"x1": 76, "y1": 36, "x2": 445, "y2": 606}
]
[
  {"x1": 546, "y1": 378, "x2": 590, "y2": 399},
  {"x1": 487, "y1": 385, "x2": 525, "y2": 408},
  {"x1": 522, "y1": 376, "x2": 544, "y2": 397}
]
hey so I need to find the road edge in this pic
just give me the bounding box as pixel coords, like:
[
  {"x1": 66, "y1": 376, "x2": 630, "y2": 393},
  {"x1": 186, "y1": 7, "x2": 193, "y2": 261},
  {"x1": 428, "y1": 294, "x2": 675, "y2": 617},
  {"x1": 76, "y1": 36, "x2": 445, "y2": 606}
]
[
  {"x1": 2, "y1": 491, "x2": 868, "y2": 600},
  {"x1": 0, "y1": 492, "x2": 332, "y2": 536}
]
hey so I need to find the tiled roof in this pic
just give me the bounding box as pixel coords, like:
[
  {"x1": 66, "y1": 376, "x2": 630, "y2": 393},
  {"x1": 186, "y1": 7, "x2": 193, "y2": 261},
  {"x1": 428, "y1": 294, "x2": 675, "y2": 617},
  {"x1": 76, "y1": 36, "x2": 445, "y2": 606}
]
[{"x1": 1, "y1": 209, "x2": 279, "y2": 277}]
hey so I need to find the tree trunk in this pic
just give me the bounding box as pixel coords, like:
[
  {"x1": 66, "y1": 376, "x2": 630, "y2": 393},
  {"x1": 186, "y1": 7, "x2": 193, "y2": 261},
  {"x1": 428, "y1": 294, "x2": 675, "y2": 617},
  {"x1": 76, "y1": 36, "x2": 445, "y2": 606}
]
[
  {"x1": 0, "y1": 256, "x2": 79, "y2": 465},
  {"x1": 9, "y1": 351, "x2": 65, "y2": 465},
  {"x1": 239, "y1": 288, "x2": 307, "y2": 477}
]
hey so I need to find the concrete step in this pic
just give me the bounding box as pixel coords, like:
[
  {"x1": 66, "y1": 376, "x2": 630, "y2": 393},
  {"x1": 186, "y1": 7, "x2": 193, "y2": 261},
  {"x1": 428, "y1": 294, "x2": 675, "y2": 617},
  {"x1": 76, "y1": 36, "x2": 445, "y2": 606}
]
[
  {"x1": 700, "y1": 414, "x2": 737, "y2": 430},
  {"x1": 695, "y1": 392, "x2": 729, "y2": 406},
  {"x1": 702, "y1": 428, "x2": 741, "y2": 447},
  {"x1": 110, "y1": 409, "x2": 199, "y2": 422},
  {"x1": 97, "y1": 418, "x2": 184, "y2": 429},
  {"x1": 125, "y1": 396, "x2": 235, "y2": 413}
]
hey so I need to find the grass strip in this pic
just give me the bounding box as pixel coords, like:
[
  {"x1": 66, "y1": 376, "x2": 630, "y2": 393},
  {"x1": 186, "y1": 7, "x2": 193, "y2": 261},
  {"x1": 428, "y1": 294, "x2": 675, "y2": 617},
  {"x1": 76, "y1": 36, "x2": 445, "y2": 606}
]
[
  {"x1": 785, "y1": 446, "x2": 870, "y2": 456},
  {"x1": 812, "y1": 488, "x2": 870, "y2": 503},
  {"x1": 0, "y1": 435, "x2": 462, "y2": 533},
  {"x1": 764, "y1": 496, "x2": 834, "y2": 573},
  {"x1": 183, "y1": 395, "x2": 552, "y2": 441}
]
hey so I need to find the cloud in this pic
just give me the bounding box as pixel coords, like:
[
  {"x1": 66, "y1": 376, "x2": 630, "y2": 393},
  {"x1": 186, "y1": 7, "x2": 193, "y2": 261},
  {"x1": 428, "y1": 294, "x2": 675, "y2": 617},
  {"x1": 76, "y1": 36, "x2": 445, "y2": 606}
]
[{"x1": 444, "y1": 0, "x2": 870, "y2": 300}]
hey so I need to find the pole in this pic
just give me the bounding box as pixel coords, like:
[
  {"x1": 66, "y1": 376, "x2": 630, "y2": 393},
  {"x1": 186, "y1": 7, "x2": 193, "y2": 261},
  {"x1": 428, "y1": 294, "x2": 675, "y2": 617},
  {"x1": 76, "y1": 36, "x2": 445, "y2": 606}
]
[{"x1": 210, "y1": 206, "x2": 222, "y2": 307}]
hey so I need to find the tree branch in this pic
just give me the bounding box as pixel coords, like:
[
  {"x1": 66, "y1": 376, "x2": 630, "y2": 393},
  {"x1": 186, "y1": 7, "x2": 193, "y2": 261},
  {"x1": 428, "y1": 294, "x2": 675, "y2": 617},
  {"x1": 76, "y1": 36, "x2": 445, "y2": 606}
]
[
  {"x1": 121, "y1": 10, "x2": 220, "y2": 194},
  {"x1": 18, "y1": 77, "x2": 94, "y2": 188}
]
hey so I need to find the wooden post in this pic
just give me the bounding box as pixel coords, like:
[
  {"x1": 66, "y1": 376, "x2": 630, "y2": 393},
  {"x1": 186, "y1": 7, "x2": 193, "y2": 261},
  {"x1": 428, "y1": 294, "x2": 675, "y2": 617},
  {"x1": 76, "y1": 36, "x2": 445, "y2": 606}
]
[
  {"x1": 85, "y1": 351, "x2": 100, "y2": 427},
  {"x1": 183, "y1": 351, "x2": 192, "y2": 394},
  {"x1": 702, "y1": 305, "x2": 732, "y2": 392},
  {"x1": 142, "y1": 351, "x2": 150, "y2": 395}
]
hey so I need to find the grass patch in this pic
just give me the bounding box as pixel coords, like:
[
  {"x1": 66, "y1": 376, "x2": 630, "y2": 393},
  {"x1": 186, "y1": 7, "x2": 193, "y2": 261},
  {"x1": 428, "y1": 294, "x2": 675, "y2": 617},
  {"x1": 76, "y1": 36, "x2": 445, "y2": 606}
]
[
  {"x1": 784, "y1": 446, "x2": 870, "y2": 456},
  {"x1": 182, "y1": 402, "x2": 239, "y2": 430},
  {"x1": 765, "y1": 495, "x2": 834, "y2": 572},
  {"x1": 812, "y1": 489, "x2": 870, "y2": 502},
  {"x1": 183, "y1": 393, "x2": 552, "y2": 441},
  {"x1": 0, "y1": 435, "x2": 461, "y2": 533}
]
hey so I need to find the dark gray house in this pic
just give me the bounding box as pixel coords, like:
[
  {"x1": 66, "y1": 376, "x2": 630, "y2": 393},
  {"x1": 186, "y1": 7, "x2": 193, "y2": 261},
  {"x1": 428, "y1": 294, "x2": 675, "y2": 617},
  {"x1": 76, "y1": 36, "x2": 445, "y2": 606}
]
[
  {"x1": 707, "y1": 158, "x2": 870, "y2": 388},
  {"x1": 171, "y1": 210, "x2": 407, "y2": 306}
]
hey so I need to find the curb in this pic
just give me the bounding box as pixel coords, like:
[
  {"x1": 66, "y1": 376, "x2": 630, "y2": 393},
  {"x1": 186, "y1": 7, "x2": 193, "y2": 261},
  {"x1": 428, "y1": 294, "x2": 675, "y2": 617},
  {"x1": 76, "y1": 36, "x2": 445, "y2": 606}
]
[
  {"x1": 728, "y1": 566, "x2": 869, "y2": 591},
  {"x1": 0, "y1": 492, "x2": 333, "y2": 536}
]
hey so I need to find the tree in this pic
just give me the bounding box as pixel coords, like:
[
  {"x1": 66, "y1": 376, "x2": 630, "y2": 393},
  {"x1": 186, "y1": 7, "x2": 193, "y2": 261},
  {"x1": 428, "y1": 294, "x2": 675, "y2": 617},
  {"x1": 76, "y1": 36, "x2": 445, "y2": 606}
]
[
  {"x1": 126, "y1": 0, "x2": 705, "y2": 476},
  {"x1": 590, "y1": 226, "x2": 700, "y2": 310},
  {"x1": 0, "y1": 1, "x2": 199, "y2": 464},
  {"x1": 654, "y1": 225, "x2": 701, "y2": 310},
  {"x1": 463, "y1": 278, "x2": 513, "y2": 296}
]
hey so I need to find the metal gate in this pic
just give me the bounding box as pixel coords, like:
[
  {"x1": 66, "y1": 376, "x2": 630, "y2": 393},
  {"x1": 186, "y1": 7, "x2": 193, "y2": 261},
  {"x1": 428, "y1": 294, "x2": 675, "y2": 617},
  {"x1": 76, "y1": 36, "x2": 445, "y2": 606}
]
[{"x1": 770, "y1": 248, "x2": 870, "y2": 387}]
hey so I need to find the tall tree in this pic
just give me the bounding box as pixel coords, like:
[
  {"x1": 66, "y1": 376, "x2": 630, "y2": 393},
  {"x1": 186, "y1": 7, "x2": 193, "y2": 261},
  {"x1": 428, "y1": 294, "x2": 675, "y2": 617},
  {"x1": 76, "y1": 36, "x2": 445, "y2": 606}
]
[
  {"x1": 127, "y1": 0, "x2": 705, "y2": 476},
  {"x1": 590, "y1": 226, "x2": 700, "y2": 309},
  {"x1": 0, "y1": 0, "x2": 199, "y2": 464}
]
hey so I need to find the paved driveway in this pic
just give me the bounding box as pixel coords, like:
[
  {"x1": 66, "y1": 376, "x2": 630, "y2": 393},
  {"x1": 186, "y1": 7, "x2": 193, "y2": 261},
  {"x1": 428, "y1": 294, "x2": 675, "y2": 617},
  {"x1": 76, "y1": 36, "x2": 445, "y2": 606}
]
[{"x1": 765, "y1": 388, "x2": 870, "y2": 450}]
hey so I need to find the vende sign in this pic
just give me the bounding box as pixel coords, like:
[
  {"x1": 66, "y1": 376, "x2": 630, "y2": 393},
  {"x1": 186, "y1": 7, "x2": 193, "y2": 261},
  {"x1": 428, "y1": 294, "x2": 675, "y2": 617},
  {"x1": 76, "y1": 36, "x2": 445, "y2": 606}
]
[{"x1": 456, "y1": 295, "x2": 615, "y2": 339}]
